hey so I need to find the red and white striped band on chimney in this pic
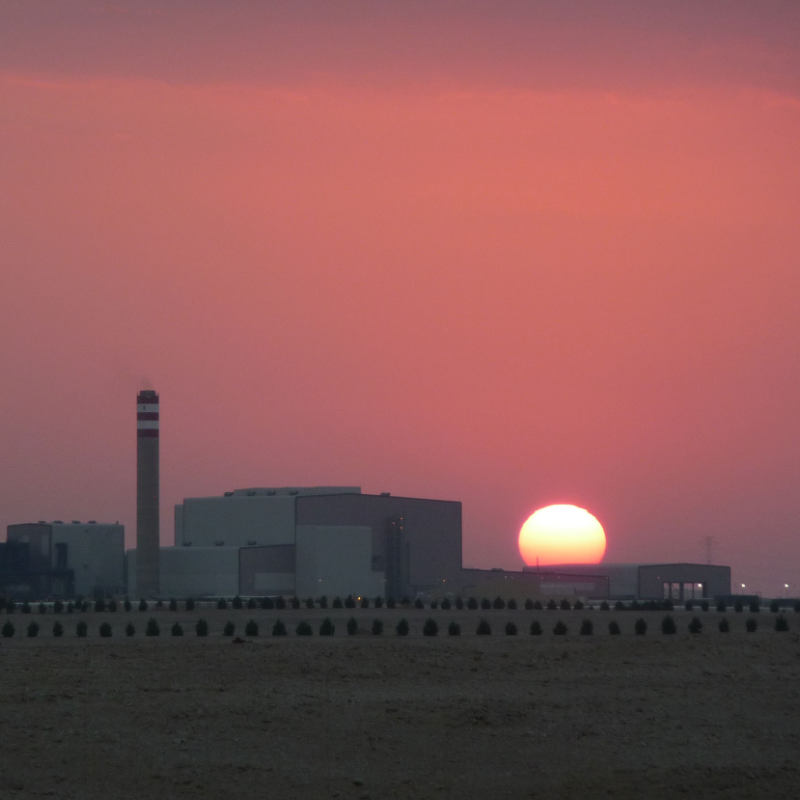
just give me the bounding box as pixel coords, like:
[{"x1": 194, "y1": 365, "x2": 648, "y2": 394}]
[{"x1": 137, "y1": 403, "x2": 159, "y2": 438}]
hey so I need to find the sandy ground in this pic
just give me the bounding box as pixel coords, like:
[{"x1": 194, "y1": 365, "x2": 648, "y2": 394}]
[{"x1": 1, "y1": 607, "x2": 799, "y2": 799}]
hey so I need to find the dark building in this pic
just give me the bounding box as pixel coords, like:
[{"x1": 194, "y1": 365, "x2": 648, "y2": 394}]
[
  {"x1": 289, "y1": 491, "x2": 461, "y2": 599},
  {"x1": 136, "y1": 389, "x2": 160, "y2": 597},
  {"x1": 521, "y1": 562, "x2": 732, "y2": 601},
  {"x1": 2, "y1": 521, "x2": 125, "y2": 599},
  {"x1": 639, "y1": 563, "x2": 731, "y2": 602},
  {"x1": 166, "y1": 487, "x2": 462, "y2": 599},
  {"x1": 0, "y1": 535, "x2": 65, "y2": 599},
  {"x1": 461, "y1": 567, "x2": 610, "y2": 601},
  {"x1": 1, "y1": 523, "x2": 65, "y2": 598}
]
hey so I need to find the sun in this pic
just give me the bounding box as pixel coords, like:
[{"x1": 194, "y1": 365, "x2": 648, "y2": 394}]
[{"x1": 518, "y1": 504, "x2": 606, "y2": 566}]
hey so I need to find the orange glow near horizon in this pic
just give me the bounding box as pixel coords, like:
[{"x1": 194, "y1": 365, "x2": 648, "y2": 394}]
[{"x1": 518, "y1": 505, "x2": 606, "y2": 566}]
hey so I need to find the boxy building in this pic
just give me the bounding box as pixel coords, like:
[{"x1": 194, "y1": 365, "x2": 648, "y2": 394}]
[
  {"x1": 143, "y1": 486, "x2": 462, "y2": 599},
  {"x1": 4, "y1": 521, "x2": 125, "y2": 599},
  {"x1": 461, "y1": 567, "x2": 610, "y2": 601},
  {"x1": 521, "y1": 562, "x2": 731, "y2": 601}
]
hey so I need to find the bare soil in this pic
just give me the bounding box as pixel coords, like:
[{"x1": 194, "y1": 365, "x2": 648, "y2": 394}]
[{"x1": 2, "y1": 607, "x2": 799, "y2": 799}]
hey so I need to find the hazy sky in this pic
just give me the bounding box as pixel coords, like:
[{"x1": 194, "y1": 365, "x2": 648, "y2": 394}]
[{"x1": 2, "y1": 1, "x2": 799, "y2": 594}]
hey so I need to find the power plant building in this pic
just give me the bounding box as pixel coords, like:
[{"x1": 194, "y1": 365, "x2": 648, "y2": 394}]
[
  {"x1": 4, "y1": 389, "x2": 738, "y2": 604},
  {"x1": 127, "y1": 487, "x2": 462, "y2": 599},
  {"x1": 3, "y1": 521, "x2": 125, "y2": 598}
]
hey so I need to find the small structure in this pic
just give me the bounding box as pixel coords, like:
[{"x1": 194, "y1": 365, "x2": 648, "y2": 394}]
[
  {"x1": 521, "y1": 562, "x2": 731, "y2": 601},
  {"x1": 459, "y1": 567, "x2": 609, "y2": 601}
]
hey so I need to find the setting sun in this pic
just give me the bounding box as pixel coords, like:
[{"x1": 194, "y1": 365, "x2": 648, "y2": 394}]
[{"x1": 518, "y1": 505, "x2": 606, "y2": 566}]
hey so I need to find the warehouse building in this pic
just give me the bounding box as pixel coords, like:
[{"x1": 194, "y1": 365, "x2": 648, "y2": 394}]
[
  {"x1": 461, "y1": 567, "x2": 610, "y2": 601},
  {"x1": 127, "y1": 486, "x2": 462, "y2": 599},
  {"x1": 521, "y1": 562, "x2": 731, "y2": 601},
  {"x1": 460, "y1": 563, "x2": 731, "y2": 602}
]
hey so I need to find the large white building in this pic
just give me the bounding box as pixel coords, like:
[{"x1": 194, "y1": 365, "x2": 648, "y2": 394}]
[{"x1": 127, "y1": 486, "x2": 462, "y2": 599}]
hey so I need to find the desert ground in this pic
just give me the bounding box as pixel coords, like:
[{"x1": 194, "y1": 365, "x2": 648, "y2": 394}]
[{"x1": 2, "y1": 605, "x2": 799, "y2": 799}]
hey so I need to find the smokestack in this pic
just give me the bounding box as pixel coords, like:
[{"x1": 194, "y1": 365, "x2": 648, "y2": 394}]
[{"x1": 136, "y1": 389, "x2": 160, "y2": 596}]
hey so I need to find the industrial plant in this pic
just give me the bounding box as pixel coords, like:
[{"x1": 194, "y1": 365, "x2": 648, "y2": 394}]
[
  {"x1": 2, "y1": 521, "x2": 125, "y2": 599},
  {"x1": 0, "y1": 389, "x2": 732, "y2": 602},
  {"x1": 131, "y1": 485, "x2": 463, "y2": 600}
]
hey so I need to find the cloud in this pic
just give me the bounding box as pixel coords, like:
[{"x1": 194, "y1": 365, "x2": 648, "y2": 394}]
[{"x1": 1, "y1": 1, "x2": 799, "y2": 95}]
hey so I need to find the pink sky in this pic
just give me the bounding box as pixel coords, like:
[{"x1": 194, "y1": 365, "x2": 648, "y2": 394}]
[{"x1": 2, "y1": 2, "x2": 799, "y2": 595}]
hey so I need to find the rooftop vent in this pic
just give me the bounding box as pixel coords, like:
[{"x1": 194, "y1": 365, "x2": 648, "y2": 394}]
[{"x1": 224, "y1": 491, "x2": 233, "y2": 497}]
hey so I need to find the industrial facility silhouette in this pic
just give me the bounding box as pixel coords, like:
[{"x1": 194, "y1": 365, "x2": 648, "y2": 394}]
[{"x1": 1, "y1": 390, "x2": 731, "y2": 602}]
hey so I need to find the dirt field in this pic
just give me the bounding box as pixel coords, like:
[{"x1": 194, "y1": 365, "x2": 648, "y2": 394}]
[{"x1": 2, "y1": 607, "x2": 799, "y2": 799}]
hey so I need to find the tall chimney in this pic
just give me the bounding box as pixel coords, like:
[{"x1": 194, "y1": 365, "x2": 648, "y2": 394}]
[{"x1": 136, "y1": 389, "x2": 160, "y2": 597}]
